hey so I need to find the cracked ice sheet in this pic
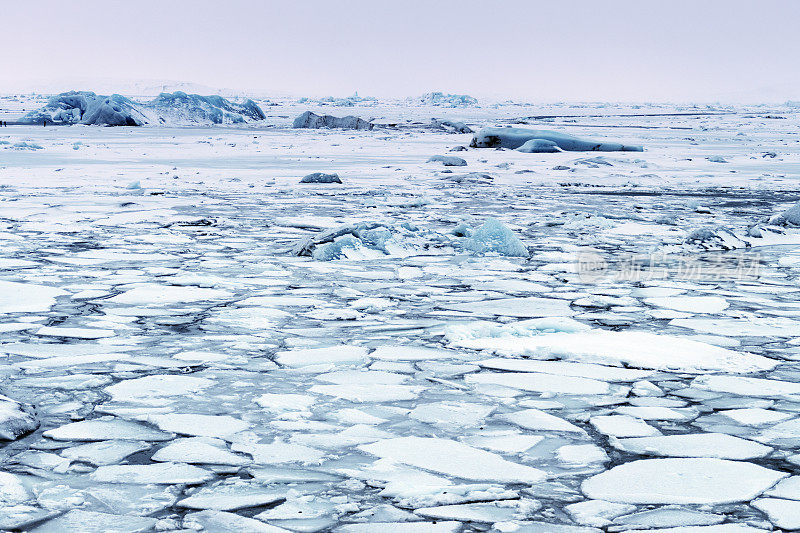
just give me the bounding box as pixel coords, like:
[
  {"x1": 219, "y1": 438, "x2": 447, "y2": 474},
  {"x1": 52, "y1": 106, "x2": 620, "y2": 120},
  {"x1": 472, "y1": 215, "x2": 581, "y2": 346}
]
[{"x1": 3, "y1": 104, "x2": 800, "y2": 532}]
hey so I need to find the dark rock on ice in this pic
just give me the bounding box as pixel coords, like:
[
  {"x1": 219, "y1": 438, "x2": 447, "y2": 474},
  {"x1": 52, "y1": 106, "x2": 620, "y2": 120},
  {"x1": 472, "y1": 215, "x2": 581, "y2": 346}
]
[
  {"x1": 293, "y1": 111, "x2": 373, "y2": 130},
  {"x1": 471, "y1": 127, "x2": 643, "y2": 152},
  {"x1": 427, "y1": 155, "x2": 467, "y2": 166},
  {"x1": 300, "y1": 172, "x2": 342, "y2": 184}
]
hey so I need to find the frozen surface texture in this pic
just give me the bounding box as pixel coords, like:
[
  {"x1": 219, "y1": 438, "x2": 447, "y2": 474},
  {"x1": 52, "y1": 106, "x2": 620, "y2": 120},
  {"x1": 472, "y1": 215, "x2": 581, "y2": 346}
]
[{"x1": 0, "y1": 97, "x2": 799, "y2": 531}]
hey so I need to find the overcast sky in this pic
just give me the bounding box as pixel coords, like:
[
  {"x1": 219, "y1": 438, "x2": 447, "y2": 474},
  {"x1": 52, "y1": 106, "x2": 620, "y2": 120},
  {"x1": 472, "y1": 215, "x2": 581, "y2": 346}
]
[{"x1": 2, "y1": 0, "x2": 798, "y2": 102}]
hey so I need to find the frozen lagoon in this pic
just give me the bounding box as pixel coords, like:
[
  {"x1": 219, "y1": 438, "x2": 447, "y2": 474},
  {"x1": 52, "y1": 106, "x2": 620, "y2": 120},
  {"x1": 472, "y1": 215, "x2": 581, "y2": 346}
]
[{"x1": 1, "y1": 99, "x2": 800, "y2": 531}]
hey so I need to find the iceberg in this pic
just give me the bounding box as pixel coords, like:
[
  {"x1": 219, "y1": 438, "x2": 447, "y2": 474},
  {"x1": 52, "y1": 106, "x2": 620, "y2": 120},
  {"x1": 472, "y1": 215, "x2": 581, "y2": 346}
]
[
  {"x1": 18, "y1": 90, "x2": 265, "y2": 126},
  {"x1": 19, "y1": 91, "x2": 147, "y2": 126},
  {"x1": 470, "y1": 127, "x2": 643, "y2": 151},
  {"x1": 293, "y1": 111, "x2": 373, "y2": 130},
  {"x1": 149, "y1": 91, "x2": 265, "y2": 124}
]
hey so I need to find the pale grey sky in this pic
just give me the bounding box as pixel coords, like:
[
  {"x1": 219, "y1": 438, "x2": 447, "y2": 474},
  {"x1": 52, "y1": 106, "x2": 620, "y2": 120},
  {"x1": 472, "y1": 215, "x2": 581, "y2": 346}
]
[{"x1": 2, "y1": 0, "x2": 799, "y2": 102}]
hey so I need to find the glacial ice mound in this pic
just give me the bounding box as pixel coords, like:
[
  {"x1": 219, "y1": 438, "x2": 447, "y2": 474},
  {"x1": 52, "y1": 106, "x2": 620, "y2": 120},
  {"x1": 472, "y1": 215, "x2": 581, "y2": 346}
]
[
  {"x1": 293, "y1": 111, "x2": 373, "y2": 130},
  {"x1": 149, "y1": 91, "x2": 265, "y2": 124},
  {"x1": 18, "y1": 91, "x2": 265, "y2": 126},
  {"x1": 19, "y1": 91, "x2": 148, "y2": 126},
  {"x1": 462, "y1": 218, "x2": 529, "y2": 257},
  {"x1": 470, "y1": 127, "x2": 644, "y2": 152}
]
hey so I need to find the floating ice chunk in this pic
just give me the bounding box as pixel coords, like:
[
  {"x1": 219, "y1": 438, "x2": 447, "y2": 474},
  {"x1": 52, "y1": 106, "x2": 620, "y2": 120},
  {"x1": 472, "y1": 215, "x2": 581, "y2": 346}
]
[
  {"x1": 331, "y1": 408, "x2": 388, "y2": 425},
  {"x1": 414, "y1": 501, "x2": 535, "y2": 523},
  {"x1": 644, "y1": 296, "x2": 729, "y2": 314},
  {"x1": 752, "y1": 498, "x2": 800, "y2": 530},
  {"x1": 335, "y1": 522, "x2": 462, "y2": 532},
  {"x1": 565, "y1": 499, "x2": 636, "y2": 527},
  {"x1": 92, "y1": 462, "x2": 214, "y2": 485},
  {"x1": 28, "y1": 509, "x2": 157, "y2": 533},
  {"x1": 410, "y1": 402, "x2": 494, "y2": 427},
  {"x1": 152, "y1": 437, "x2": 250, "y2": 465},
  {"x1": 719, "y1": 408, "x2": 792, "y2": 426},
  {"x1": 232, "y1": 439, "x2": 326, "y2": 464},
  {"x1": 43, "y1": 418, "x2": 173, "y2": 441},
  {"x1": 611, "y1": 507, "x2": 725, "y2": 529},
  {"x1": 446, "y1": 317, "x2": 591, "y2": 342},
  {"x1": 146, "y1": 414, "x2": 250, "y2": 440},
  {"x1": 692, "y1": 375, "x2": 800, "y2": 398},
  {"x1": 317, "y1": 370, "x2": 408, "y2": 385},
  {"x1": 0, "y1": 396, "x2": 38, "y2": 441},
  {"x1": 359, "y1": 436, "x2": 547, "y2": 483},
  {"x1": 310, "y1": 384, "x2": 423, "y2": 402},
  {"x1": 34, "y1": 326, "x2": 115, "y2": 339},
  {"x1": 105, "y1": 375, "x2": 214, "y2": 404},
  {"x1": 501, "y1": 409, "x2": 587, "y2": 434},
  {"x1": 476, "y1": 359, "x2": 653, "y2": 382},
  {"x1": 452, "y1": 330, "x2": 776, "y2": 373},
  {"x1": 557, "y1": 444, "x2": 609, "y2": 466},
  {"x1": 610, "y1": 433, "x2": 772, "y2": 459},
  {"x1": 444, "y1": 297, "x2": 573, "y2": 318},
  {"x1": 501, "y1": 523, "x2": 602, "y2": 533},
  {"x1": 763, "y1": 476, "x2": 800, "y2": 500},
  {"x1": 312, "y1": 234, "x2": 387, "y2": 261},
  {"x1": 462, "y1": 433, "x2": 545, "y2": 454},
  {"x1": 470, "y1": 127, "x2": 643, "y2": 151},
  {"x1": 291, "y1": 424, "x2": 392, "y2": 449},
  {"x1": 255, "y1": 393, "x2": 315, "y2": 411},
  {"x1": 60, "y1": 440, "x2": 150, "y2": 465},
  {"x1": 581, "y1": 458, "x2": 786, "y2": 504},
  {"x1": 517, "y1": 139, "x2": 561, "y2": 153},
  {"x1": 0, "y1": 281, "x2": 67, "y2": 313},
  {"x1": 108, "y1": 284, "x2": 233, "y2": 305},
  {"x1": 466, "y1": 371, "x2": 614, "y2": 395},
  {"x1": 274, "y1": 345, "x2": 369, "y2": 367},
  {"x1": 590, "y1": 415, "x2": 660, "y2": 438},
  {"x1": 614, "y1": 406, "x2": 698, "y2": 421},
  {"x1": 183, "y1": 510, "x2": 291, "y2": 532},
  {"x1": 370, "y1": 345, "x2": 461, "y2": 361},
  {"x1": 301, "y1": 172, "x2": 342, "y2": 184},
  {"x1": 177, "y1": 481, "x2": 284, "y2": 511},
  {"x1": 463, "y1": 218, "x2": 529, "y2": 257},
  {"x1": 427, "y1": 155, "x2": 467, "y2": 166},
  {"x1": 670, "y1": 317, "x2": 800, "y2": 337}
]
